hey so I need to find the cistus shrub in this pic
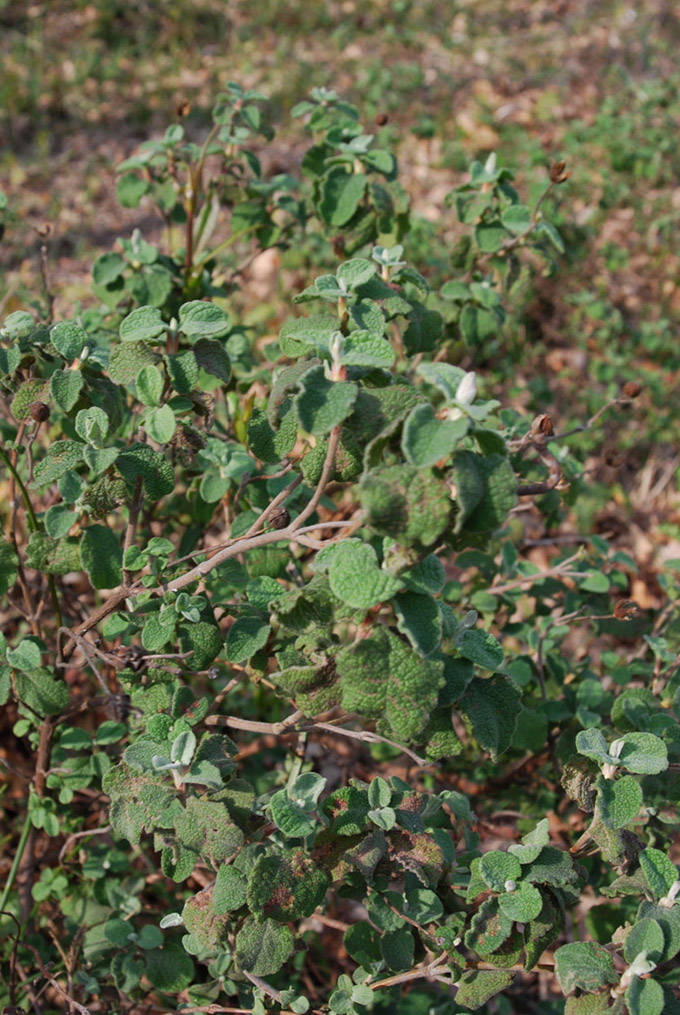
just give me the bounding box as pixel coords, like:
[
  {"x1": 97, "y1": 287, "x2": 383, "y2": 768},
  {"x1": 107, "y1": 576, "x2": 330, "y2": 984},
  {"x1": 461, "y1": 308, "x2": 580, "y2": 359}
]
[{"x1": 1, "y1": 87, "x2": 678, "y2": 1015}]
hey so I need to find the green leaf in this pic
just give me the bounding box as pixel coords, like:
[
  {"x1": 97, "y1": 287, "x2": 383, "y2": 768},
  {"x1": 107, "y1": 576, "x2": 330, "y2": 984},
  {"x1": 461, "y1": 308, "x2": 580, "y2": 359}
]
[
  {"x1": 11, "y1": 379, "x2": 49, "y2": 420},
  {"x1": 51, "y1": 321, "x2": 87, "y2": 360},
  {"x1": 225, "y1": 616, "x2": 270, "y2": 663},
  {"x1": 501, "y1": 203, "x2": 532, "y2": 234},
  {"x1": 293, "y1": 365, "x2": 358, "y2": 436},
  {"x1": 637, "y1": 901, "x2": 680, "y2": 962},
  {"x1": 626, "y1": 977, "x2": 664, "y2": 1015},
  {"x1": 109, "y1": 341, "x2": 160, "y2": 385},
  {"x1": 401, "y1": 553, "x2": 445, "y2": 595},
  {"x1": 403, "y1": 302, "x2": 442, "y2": 354},
  {"x1": 166, "y1": 350, "x2": 198, "y2": 394},
  {"x1": 117, "y1": 173, "x2": 149, "y2": 208},
  {"x1": 50, "y1": 369, "x2": 84, "y2": 412},
  {"x1": 194, "y1": 338, "x2": 232, "y2": 382},
  {"x1": 80, "y1": 524, "x2": 123, "y2": 589},
  {"x1": 341, "y1": 330, "x2": 394, "y2": 369},
  {"x1": 368, "y1": 777, "x2": 391, "y2": 809},
  {"x1": 329, "y1": 540, "x2": 403, "y2": 610},
  {"x1": 7, "y1": 638, "x2": 42, "y2": 671},
  {"x1": 145, "y1": 942, "x2": 194, "y2": 992},
  {"x1": 380, "y1": 927, "x2": 414, "y2": 971},
  {"x1": 457, "y1": 628, "x2": 504, "y2": 671},
  {"x1": 182, "y1": 887, "x2": 230, "y2": 949},
  {"x1": 120, "y1": 306, "x2": 166, "y2": 343},
  {"x1": 178, "y1": 620, "x2": 223, "y2": 671},
  {"x1": 84, "y1": 446, "x2": 119, "y2": 475},
  {"x1": 320, "y1": 169, "x2": 367, "y2": 226},
  {"x1": 465, "y1": 897, "x2": 513, "y2": 954},
  {"x1": 337, "y1": 627, "x2": 444, "y2": 743},
  {"x1": 555, "y1": 941, "x2": 618, "y2": 996},
  {"x1": 247, "y1": 407, "x2": 297, "y2": 465},
  {"x1": 136, "y1": 364, "x2": 164, "y2": 406},
  {"x1": 393, "y1": 591, "x2": 442, "y2": 655},
  {"x1": 270, "y1": 790, "x2": 317, "y2": 839},
  {"x1": 401, "y1": 403, "x2": 467, "y2": 467},
  {"x1": 247, "y1": 849, "x2": 328, "y2": 921},
  {"x1": 213, "y1": 865, "x2": 248, "y2": 914},
  {"x1": 459, "y1": 675, "x2": 522, "y2": 760},
  {"x1": 336, "y1": 258, "x2": 376, "y2": 289},
  {"x1": 117, "y1": 443, "x2": 174, "y2": 500},
  {"x1": 0, "y1": 345, "x2": 22, "y2": 376},
  {"x1": 235, "y1": 917, "x2": 294, "y2": 977},
  {"x1": 417, "y1": 362, "x2": 467, "y2": 403},
  {"x1": 624, "y1": 917, "x2": 665, "y2": 963},
  {"x1": 44, "y1": 504, "x2": 76, "y2": 539},
  {"x1": 579, "y1": 571, "x2": 611, "y2": 593},
  {"x1": 498, "y1": 881, "x2": 543, "y2": 922},
  {"x1": 174, "y1": 796, "x2": 243, "y2": 867},
  {"x1": 616, "y1": 732, "x2": 668, "y2": 775},
  {"x1": 14, "y1": 669, "x2": 70, "y2": 715},
  {"x1": 596, "y1": 774, "x2": 642, "y2": 829},
  {"x1": 32, "y1": 440, "x2": 84, "y2": 489},
  {"x1": 75, "y1": 407, "x2": 109, "y2": 447},
  {"x1": 360, "y1": 465, "x2": 451, "y2": 548},
  {"x1": 92, "y1": 251, "x2": 125, "y2": 286},
  {"x1": 453, "y1": 451, "x2": 517, "y2": 532},
  {"x1": 146, "y1": 404, "x2": 176, "y2": 444},
  {"x1": 454, "y1": 970, "x2": 515, "y2": 1010},
  {"x1": 508, "y1": 818, "x2": 550, "y2": 864},
  {"x1": 525, "y1": 891, "x2": 564, "y2": 971},
  {"x1": 475, "y1": 222, "x2": 510, "y2": 254},
  {"x1": 479, "y1": 851, "x2": 522, "y2": 892},
  {"x1": 639, "y1": 848, "x2": 678, "y2": 899},
  {"x1": 178, "y1": 300, "x2": 231, "y2": 340},
  {"x1": 4, "y1": 310, "x2": 36, "y2": 340},
  {"x1": 280, "y1": 314, "x2": 338, "y2": 357},
  {"x1": 576, "y1": 728, "x2": 612, "y2": 767}
]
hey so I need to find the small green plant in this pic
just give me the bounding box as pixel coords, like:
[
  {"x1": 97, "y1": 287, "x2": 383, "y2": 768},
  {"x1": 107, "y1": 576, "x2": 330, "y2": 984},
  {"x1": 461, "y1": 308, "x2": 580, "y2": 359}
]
[{"x1": 1, "y1": 88, "x2": 679, "y2": 1015}]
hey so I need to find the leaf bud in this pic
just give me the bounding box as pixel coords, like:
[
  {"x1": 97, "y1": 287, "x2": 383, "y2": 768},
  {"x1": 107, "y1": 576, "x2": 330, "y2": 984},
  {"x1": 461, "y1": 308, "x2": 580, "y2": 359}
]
[
  {"x1": 622, "y1": 380, "x2": 642, "y2": 398},
  {"x1": 29, "y1": 401, "x2": 50, "y2": 423},
  {"x1": 268, "y1": 507, "x2": 290, "y2": 530}
]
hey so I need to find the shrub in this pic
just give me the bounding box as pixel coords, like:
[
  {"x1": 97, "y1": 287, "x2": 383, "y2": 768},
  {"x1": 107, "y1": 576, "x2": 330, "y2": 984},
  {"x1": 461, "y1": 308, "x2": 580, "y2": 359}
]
[{"x1": 1, "y1": 87, "x2": 678, "y2": 1015}]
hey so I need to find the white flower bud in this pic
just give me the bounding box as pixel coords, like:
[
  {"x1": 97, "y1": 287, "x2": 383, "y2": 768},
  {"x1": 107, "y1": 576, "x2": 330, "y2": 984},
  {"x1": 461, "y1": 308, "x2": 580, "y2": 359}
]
[
  {"x1": 660, "y1": 880, "x2": 680, "y2": 908},
  {"x1": 455, "y1": 371, "x2": 477, "y2": 406},
  {"x1": 619, "y1": 950, "x2": 656, "y2": 990}
]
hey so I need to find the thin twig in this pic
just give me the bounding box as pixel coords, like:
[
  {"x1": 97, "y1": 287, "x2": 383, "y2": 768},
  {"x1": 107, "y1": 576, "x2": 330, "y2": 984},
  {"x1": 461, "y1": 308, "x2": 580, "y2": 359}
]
[
  {"x1": 486, "y1": 550, "x2": 587, "y2": 596},
  {"x1": 122, "y1": 476, "x2": 144, "y2": 588}
]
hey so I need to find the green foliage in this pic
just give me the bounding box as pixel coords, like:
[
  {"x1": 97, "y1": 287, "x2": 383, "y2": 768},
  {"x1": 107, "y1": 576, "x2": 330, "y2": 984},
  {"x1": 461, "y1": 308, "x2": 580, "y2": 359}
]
[{"x1": 0, "y1": 81, "x2": 678, "y2": 1015}]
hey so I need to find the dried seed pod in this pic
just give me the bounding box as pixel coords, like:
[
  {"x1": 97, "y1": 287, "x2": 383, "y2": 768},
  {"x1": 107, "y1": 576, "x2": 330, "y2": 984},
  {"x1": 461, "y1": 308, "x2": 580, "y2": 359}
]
[
  {"x1": 604, "y1": 448, "x2": 625, "y2": 467},
  {"x1": 175, "y1": 97, "x2": 191, "y2": 118},
  {"x1": 374, "y1": 112, "x2": 389, "y2": 126},
  {"x1": 613, "y1": 599, "x2": 640, "y2": 619},
  {"x1": 530, "y1": 412, "x2": 554, "y2": 436},
  {"x1": 549, "y1": 160, "x2": 570, "y2": 184},
  {"x1": 28, "y1": 401, "x2": 50, "y2": 423},
  {"x1": 623, "y1": 380, "x2": 642, "y2": 398},
  {"x1": 268, "y1": 506, "x2": 290, "y2": 530}
]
